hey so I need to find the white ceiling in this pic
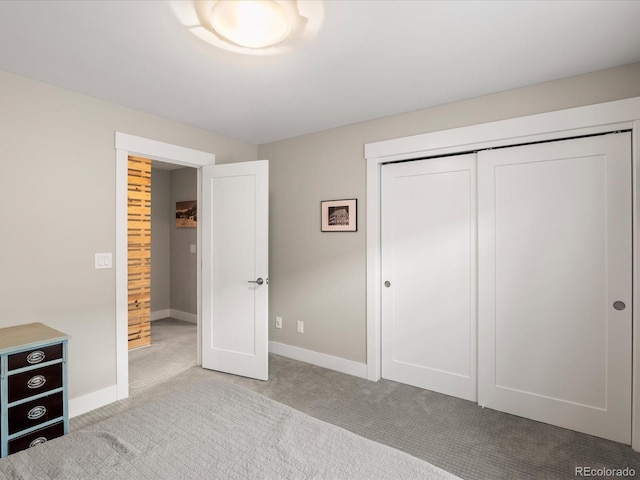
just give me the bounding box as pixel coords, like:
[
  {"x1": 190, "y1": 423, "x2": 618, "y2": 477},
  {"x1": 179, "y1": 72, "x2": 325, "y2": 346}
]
[{"x1": 1, "y1": 0, "x2": 639, "y2": 145}]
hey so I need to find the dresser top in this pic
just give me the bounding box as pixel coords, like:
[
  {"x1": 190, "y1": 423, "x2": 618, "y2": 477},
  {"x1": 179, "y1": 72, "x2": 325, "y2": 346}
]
[{"x1": 0, "y1": 323, "x2": 69, "y2": 354}]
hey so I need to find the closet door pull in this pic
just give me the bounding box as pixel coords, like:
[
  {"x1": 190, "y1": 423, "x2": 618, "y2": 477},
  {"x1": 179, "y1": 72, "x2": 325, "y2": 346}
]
[{"x1": 613, "y1": 301, "x2": 626, "y2": 311}]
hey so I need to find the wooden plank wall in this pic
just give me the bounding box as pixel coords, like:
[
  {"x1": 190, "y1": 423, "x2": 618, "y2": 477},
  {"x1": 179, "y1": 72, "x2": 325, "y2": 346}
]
[{"x1": 127, "y1": 156, "x2": 151, "y2": 349}]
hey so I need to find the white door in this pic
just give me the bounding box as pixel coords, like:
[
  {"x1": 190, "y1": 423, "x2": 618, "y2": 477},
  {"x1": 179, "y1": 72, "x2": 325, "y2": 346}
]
[
  {"x1": 201, "y1": 160, "x2": 269, "y2": 380},
  {"x1": 382, "y1": 154, "x2": 477, "y2": 401},
  {"x1": 478, "y1": 133, "x2": 632, "y2": 444}
]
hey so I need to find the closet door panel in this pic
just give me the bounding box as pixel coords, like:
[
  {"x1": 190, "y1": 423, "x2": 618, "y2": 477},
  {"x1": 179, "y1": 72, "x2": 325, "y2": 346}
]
[
  {"x1": 478, "y1": 133, "x2": 632, "y2": 444},
  {"x1": 382, "y1": 154, "x2": 476, "y2": 402}
]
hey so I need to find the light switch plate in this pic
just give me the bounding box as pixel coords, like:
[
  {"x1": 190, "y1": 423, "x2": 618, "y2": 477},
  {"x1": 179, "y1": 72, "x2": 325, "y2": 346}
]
[{"x1": 95, "y1": 253, "x2": 112, "y2": 269}]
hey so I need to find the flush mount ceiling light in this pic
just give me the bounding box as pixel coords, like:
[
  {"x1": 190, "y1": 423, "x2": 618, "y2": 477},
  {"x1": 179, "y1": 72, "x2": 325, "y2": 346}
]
[
  {"x1": 171, "y1": 0, "x2": 324, "y2": 56},
  {"x1": 210, "y1": 0, "x2": 291, "y2": 49}
]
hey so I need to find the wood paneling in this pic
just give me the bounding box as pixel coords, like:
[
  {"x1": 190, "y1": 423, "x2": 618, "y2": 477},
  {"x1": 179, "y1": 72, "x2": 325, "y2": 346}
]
[{"x1": 128, "y1": 156, "x2": 151, "y2": 349}]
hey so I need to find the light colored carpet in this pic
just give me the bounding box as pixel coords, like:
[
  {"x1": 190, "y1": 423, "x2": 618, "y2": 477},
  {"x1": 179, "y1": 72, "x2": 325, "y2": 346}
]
[
  {"x1": 71, "y1": 319, "x2": 640, "y2": 480},
  {"x1": 127, "y1": 318, "x2": 197, "y2": 396},
  {"x1": 2, "y1": 380, "x2": 459, "y2": 480}
]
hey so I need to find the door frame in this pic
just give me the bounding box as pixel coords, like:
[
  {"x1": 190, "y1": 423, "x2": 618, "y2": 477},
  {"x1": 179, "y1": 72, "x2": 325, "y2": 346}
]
[
  {"x1": 364, "y1": 96, "x2": 640, "y2": 449},
  {"x1": 115, "y1": 133, "x2": 215, "y2": 400}
]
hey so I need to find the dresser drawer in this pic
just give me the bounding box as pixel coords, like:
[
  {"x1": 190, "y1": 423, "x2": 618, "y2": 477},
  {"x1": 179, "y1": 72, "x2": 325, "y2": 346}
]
[
  {"x1": 8, "y1": 421, "x2": 64, "y2": 455},
  {"x1": 8, "y1": 364, "x2": 63, "y2": 403},
  {"x1": 8, "y1": 392, "x2": 63, "y2": 435},
  {"x1": 7, "y1": 343, "x2": 63, "y2": 371}
]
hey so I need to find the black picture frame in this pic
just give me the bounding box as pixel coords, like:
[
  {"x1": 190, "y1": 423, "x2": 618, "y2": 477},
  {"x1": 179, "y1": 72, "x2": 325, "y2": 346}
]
[{"x1": 321, "y1": 199, "x2": 357, "y2": 232}]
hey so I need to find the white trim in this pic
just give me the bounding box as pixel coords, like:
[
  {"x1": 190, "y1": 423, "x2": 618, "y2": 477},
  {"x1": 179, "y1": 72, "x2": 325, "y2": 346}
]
[
  {"x1": 115, "y1": 132, "x2": 214, "y2": 403},
  {"x1": 69, "y1": 385, "x2": 117, "y2": 418},
  {"x1": 151, "y1": 309, "x2": 197, "y2": 323},
  {"x1": 365, "y1": 98, "x2": 640, "y2": 160},
  {"x1": 366, "y1": 158, "x2": 381, "y2": 381},
  {"x1": 115, "y1": 132, "x2": 214, "y2": 166},
  {"x1": 150, "y1": 309, "x2": 172, "y2": 321},
  {"x1": 632, "y1": 119, "x2": 640, "y2": 451},
  {"x1": 115, "y1": 149, "x2": 129, "y2": 400},
  {"x1": 196, "y1": 168, "x2": 203, "y2": 369},
  {"x1": 269, "y1": 341, "x2": 367, "y2": 379},
  {"x1": 365, "y1": 96, "x2": 640, "y2": 450},
  {"x1": 169, "y1": 309, "x2": 198, "y2": 324}
]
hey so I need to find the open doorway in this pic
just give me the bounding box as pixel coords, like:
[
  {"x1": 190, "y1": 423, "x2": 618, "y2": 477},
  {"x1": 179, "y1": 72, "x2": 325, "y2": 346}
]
[
  {"x1": 116, "y1": 133, "x2": 268, "y2": 403},
  {"x1": 115, "y1": 132, "x2": 215, "y2": 402},
  {"x1": 127, "y1": 160, "x2": 199, "y2": 397}
]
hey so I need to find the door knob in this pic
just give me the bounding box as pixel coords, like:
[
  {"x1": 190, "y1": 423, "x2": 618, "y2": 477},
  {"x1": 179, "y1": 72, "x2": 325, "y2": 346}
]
[
  {"x1": 248, "y1": 278, "x2": 264, "y2": 286},
  {"x1": 384, "y1": 281, "x2": 391, "y2": 288}
]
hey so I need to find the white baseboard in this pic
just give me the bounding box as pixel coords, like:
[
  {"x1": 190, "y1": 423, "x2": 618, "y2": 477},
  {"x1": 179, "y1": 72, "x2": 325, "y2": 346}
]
[
  {"x1": 71, "y1": 342, "x2": 364, "y2": 418},
  {"x1": 69, "y1": 385, "x2": 118, "y2": 418},
  {"x1": 151, "y1": 309, "x2": 197, "y2": 324},
  {"x1": 170, "y1": 309, "x2": 197, "y2": 324},
  {"x1": 269, "y1": 341, "x2": 367, "y2": 379},
  {"x1": 151, "y1": 309, "x2": 171, "y2": 321}
]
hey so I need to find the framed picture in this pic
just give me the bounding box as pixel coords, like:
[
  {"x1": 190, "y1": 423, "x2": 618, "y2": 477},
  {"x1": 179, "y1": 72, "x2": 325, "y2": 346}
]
[
  {"x1": 176, "y1": 200, "x2": 197, "y2": 228},
  {"x1": 321, "y1": 199, "x2": 357, "y2": 232}
]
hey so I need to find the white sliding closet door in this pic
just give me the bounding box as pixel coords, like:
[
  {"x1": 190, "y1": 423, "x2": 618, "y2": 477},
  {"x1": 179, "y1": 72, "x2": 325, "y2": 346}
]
[
  {"x1": 477, "y1": 133, "x2": 632, "y2": 444},
  {"x1": 382, "y1": 154, "x2": 477, "y2": 401}
]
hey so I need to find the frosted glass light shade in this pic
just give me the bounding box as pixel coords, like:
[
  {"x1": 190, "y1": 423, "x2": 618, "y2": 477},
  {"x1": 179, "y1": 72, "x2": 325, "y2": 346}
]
[{"x1": 210, "y1": 0, "x2": 292, "y2": 49}]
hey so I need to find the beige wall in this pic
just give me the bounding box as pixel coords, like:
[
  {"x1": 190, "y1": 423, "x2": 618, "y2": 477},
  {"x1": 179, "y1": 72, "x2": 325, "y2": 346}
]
[
  {"x1": 151, "y1": 168, "x2": 171, "y2": 313},
  {"x1": 150, "y1": 167, "x2": 203, "y2": 318},
  {"x1": 259, "y1": 62, "x2": 640, "y2": 364},
  {"x1": 2, "y1": 60, "x2": 640, "y2": 405},
  {"x1": 170, "y1": 167, "x2": 198, "y2": 315},
  {"x1": 0, "y1": 70, "x2": 257, "y2": 401}
]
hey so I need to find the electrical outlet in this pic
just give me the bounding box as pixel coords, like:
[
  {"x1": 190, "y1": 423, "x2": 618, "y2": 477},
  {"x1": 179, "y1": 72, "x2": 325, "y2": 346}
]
[
  {"x1": 296, "y1": 320, "x2": 304, "y2": 333},
  {"x1": 275, "y1": 316, "x2": 282, "y2": 329}
]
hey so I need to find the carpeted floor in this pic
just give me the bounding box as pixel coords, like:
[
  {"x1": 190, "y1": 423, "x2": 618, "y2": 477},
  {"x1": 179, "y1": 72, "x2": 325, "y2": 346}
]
[{"x1": 70, "y1": 318, "x2": 640, "y2": 480}]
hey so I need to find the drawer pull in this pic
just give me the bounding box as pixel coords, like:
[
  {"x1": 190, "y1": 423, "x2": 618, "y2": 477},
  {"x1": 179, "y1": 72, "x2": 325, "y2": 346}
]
[
  {"x1": 27, "y1": 405, "x2": 47, "y2": 420},
  {"x1": 27, "y1": 375, "x2": 46, "y2": 389},
  {"x1": 26, "y1": 350, "x2": 46, "y2": 364},
  {"x1": 28, "y1": 437, "x2": 48, "y2": 448}
]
